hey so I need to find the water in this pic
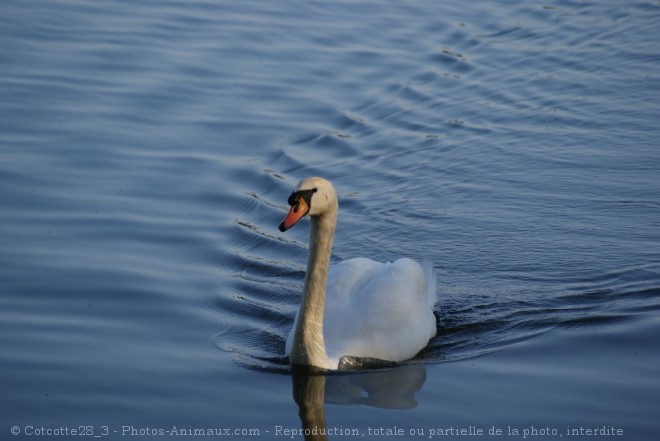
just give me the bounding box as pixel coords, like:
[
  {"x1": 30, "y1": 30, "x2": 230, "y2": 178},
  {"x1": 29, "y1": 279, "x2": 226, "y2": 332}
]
[{"x1": 2, "y1": 0, "x2": 660, "y2": 439}]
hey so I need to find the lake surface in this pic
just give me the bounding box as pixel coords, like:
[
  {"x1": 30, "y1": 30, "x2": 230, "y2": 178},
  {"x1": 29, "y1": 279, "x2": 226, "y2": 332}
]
[{"x1": 2, "y1": 0, "x2": 660, "y2": 439}]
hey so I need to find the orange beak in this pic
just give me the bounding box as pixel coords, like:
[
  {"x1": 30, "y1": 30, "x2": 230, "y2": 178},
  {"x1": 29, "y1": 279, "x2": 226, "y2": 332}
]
[{"x1": 279, "y1": 197, "x2": 309, "y2": 232}]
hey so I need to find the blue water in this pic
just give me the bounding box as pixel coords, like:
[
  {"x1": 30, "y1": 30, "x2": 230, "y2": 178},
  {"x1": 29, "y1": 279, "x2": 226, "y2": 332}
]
[{"x1": 2, "y1": 0, "x2": 660, "y2": 439}]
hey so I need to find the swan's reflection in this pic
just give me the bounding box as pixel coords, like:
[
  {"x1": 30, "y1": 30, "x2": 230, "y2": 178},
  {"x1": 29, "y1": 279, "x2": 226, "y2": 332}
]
[
  {"x1": 292, "y1": 364, "x2": 427, "y2": 440},
  {"x1": 292, "y1": 369, "x2": 329, "y2": 441}
]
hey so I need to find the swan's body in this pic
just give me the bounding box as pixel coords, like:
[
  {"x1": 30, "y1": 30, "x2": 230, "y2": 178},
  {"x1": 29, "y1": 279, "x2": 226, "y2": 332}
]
[{"x1": 279, "y1": 177, "x2": 437, "y2": 370}]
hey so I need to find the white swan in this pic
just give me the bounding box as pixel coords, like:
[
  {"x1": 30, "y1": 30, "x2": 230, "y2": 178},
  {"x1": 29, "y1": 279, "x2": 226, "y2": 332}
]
[{"x1": 279, "y1": 177, "x2": 437, "y2": 370}]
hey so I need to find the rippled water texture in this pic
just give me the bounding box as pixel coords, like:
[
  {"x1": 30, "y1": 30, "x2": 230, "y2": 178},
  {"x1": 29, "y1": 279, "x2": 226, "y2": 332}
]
[{"x1": 2, "y1": 0, "x2": 660, "y2": 439}]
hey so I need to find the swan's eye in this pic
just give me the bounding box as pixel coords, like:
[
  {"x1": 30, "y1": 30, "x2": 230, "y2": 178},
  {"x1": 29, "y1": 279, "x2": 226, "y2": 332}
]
[{"x1": 287, "y1": 189, "x2": 315, "y2": 214}]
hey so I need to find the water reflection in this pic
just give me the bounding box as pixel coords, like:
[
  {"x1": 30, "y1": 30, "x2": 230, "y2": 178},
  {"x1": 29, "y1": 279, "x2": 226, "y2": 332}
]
[
  {"x1": 292, "y1": 371, "x2": 328, "y2": 441},
  {"x1": 292, "y1": 364, "x2": 427, "y2": 440}
]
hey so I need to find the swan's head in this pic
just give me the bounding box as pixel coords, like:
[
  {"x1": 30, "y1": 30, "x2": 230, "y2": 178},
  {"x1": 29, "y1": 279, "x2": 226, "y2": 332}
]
[{"x1": 279, "y1": 177, "x2": 337, "y2": 232}]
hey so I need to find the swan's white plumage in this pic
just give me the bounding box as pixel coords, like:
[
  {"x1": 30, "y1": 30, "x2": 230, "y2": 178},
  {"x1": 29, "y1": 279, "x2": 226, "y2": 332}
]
[
  {"x1": 286, "y1": 257, "x2": 436, "y2": 369},
  {"x1": 281, "y1": 177, "x2": 437, "y2": 370}
]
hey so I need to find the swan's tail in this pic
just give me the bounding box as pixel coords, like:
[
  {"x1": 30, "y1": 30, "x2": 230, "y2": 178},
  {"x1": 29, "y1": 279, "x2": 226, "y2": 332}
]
[{"x1": 421, "y1": 258, "x2": 437, "y2": 308}]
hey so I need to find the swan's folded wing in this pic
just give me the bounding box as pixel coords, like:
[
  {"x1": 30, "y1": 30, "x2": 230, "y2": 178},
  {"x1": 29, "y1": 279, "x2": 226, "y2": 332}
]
[
  {"x1": 326, "y1": 257, "x2": 382, "y2": 303},
  {"x1": 324, "y1": 258, "x2": 436, "y2": 364}
]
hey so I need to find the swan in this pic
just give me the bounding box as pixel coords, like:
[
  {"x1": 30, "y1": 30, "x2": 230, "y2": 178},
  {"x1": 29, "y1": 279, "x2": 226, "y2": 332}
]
[{"x1": 278, "y1": 177, "x2": 437, "y2": 370}]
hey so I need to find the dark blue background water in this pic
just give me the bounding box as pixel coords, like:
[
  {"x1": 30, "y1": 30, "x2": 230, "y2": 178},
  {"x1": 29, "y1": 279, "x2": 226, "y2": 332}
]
[{"x1": 2, "y1": 0, "x2": 660, "y2": 439}]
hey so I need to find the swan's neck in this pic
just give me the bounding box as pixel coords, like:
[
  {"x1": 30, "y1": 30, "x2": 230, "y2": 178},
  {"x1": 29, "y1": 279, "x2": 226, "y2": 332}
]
[{"x1": 290, "y1": 207, "x2": 337, "y2": 369}]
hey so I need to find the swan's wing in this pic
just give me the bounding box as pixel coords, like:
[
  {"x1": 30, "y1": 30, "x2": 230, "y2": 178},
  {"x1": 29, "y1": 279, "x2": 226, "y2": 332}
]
[
  {"x1": 350, "y1": 258, "x2": 428, "y2": 329},
  {"x1": 324, "y1": 258, "x2": 437, "y2": 365},
  {"x1": 326, "y1": 257, "x2": 382, "y2": 302}
]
